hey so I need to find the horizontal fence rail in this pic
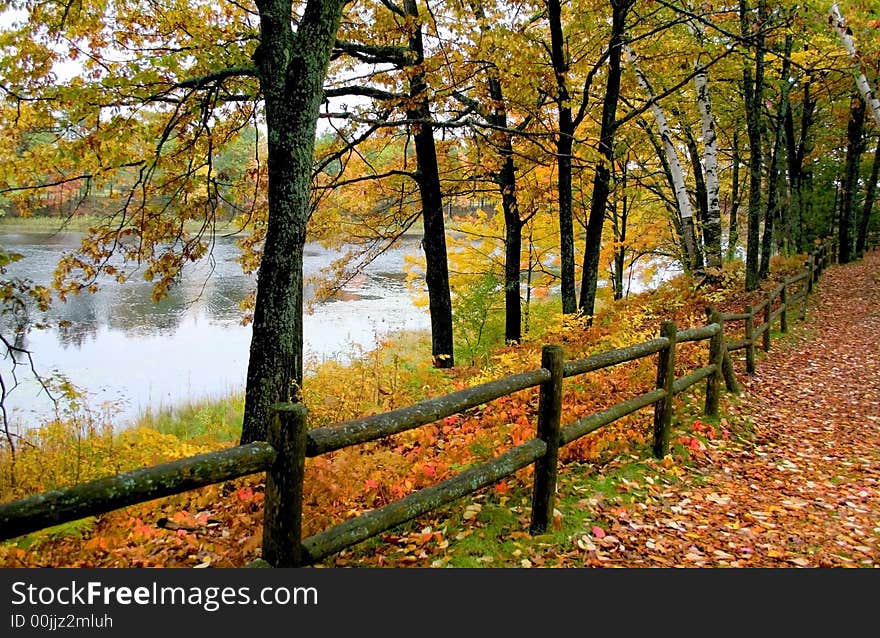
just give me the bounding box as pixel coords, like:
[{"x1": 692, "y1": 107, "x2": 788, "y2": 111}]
[
  {"x1": 0, "y1": 236, "x2": 855, "y2": 566},
  {"x1": 306, "y1": 369, "x2": 551, "y2": 456},
  {"x1": 0, "y1": 443, "x2": 277, "y2": 541}
]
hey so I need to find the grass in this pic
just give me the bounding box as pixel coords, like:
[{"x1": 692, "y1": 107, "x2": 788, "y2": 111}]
[
  {"x1": 136, "y1": 394, "x2": 244, "y2": 444},
  {"x1": 321, "y1": 438, "x2": 696, "y2": 568},
  {"x1": 0, "y1": 215, "x2": 100, "y2": 233},
  {"x1": 0, "y1": 214, "x2": 242, "y2": 235}
]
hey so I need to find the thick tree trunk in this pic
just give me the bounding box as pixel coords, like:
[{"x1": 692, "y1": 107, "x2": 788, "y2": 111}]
[
  {"x1": 840, "y1": 93, "x2": 866, "y2": 264},
  {"x1": 579, "y1": 0, "x2": 631, "y2": 319},
  {"x1": 500, "y1": 153, "x2": 523, "y2": 343},
  {"x1": 741, "y1": 0, "x2": 765, "y2": 291},
  {"x1": 242, "y1": 0, "x2": 346, "y2": 444},
  {"x1": 547, "y1": 0, "x2": 578, "y2": 315},
  {"x1": 405, "y1": 0, "x2": 454, "y2": 368}
]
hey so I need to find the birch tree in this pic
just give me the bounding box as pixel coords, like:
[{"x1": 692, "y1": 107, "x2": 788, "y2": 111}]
[
  {"x1": 688, "y1": 12, "x2": 723, "y2": 270},
  {"x1": 623, "y1": 43, "x2": 701, "y2": 273},
  {"x1": 830, "y1": 3, "x2": 880, "y2": 128}
]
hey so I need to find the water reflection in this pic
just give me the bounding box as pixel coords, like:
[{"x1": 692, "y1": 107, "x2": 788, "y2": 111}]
[{"x1": 0, "y1": 232, "x2": 428, "y2": 428}]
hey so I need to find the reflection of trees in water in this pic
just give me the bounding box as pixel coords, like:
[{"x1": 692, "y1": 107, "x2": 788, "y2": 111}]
[
  {"x1": 3, "y1": 234, "x2": 417, "y2": 346},
  {"x1": 53, "y1": 293, "x2": 100, "y2": 348},
  {"x1": 205, "y1": 273, "x2": 253, "y2": 322},
  {"x1": 1, "y1": 320, "x2": 31, "y2": 366},
  {"x1": 106, "y1": 281, "x2": 187, "y2": 335}
]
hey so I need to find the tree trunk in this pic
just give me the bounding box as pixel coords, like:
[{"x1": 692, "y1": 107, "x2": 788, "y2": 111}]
[
  {"x1": 727, "y1": 131, "x2": 741, "y2": 261},
  {"x1": 242, "y1": 0, "x2": 346, "y2": 444},
  {"x1": 694, "y1": 56, "x2": 722, "y2": 269},
  {"x1": 626, "y1": 43, "x2": 700, "y2": 273},
  {"x1": 680, "y1": 120, "x2": 707, "y2": 271},
  {"x1": 579, "y1": 0, "x2": 631, "y2": 319},
  {"x1": 830, "y1": 3, "x2": 880, "y2": 129},
  {"x1": 784, "y1": 74, "x2": 815, "y2": 253},
  {"x1": 759, "y1": 34, "x2": 792, "y2": 279},
  {"x1": 639, "y1": 117, "x2": 689, "y2": 266},
  {"x1": 547, "y1": 0, "x2": 578, "y2": 315},
  {"x1": 404, "y1": 0, "x2": 454, "y2": 367},
  {"x1": 500, "y1": 153, "x2": 524, "y2": 343},
  {"x1": 471, "y1": 0, "x2": 525, "y2": 344},
  {"x1": 741, "y1": 0, "x2": 765, "y2": 291},
  {"x1": 840, "y1": 93, "x2": 866, "y2": 265},
  {"x1": 611, "y1": 159, "x2": 628, "y2": 300},
  {"x1": 856, "y1": 137, "x2": 880, "y2": 256}
]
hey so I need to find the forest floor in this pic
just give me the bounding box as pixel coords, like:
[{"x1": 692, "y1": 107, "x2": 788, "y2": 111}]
[{"x1": 538, "y1": 248, "x2": 880, "y2": 568}]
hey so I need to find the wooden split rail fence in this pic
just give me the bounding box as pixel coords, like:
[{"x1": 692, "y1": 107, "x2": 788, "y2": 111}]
[{"x1": 0, "y1": 237, "x2": 853, "y2": 566}]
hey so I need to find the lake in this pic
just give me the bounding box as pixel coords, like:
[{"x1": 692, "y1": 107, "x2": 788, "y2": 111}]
[{"x1": 0, "y1": 231, "x2": 429, "y2": 429}]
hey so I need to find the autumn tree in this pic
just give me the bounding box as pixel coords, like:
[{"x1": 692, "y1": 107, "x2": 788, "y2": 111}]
[
  {"x1": 0, "y1": 0, "x2": 349, "y2": 444},
  {"x1": 308, "y1": 0, "x2": 458, "y2": 368},
  {"x1": 740, "y1": 0, "x2": 767, "y2": 291},
  {"x1": 449, "y1": 0, "x2": 534, "y2": 344},
  {"x1": 578, "y1": 0, "x2": 634, "y2": 319},
  {"x1": 839, "y1": 93, "x2": 866, "y2": 264},
  {"x1": 856, "y1": 135, "x2": 880, "y2": 256}
]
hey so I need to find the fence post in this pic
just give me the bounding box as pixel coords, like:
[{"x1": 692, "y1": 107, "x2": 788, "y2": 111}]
[
  {"x1": 262, "y1": 402, "x2": 308, "y2": 567},
  {"x1": 763, "y1": 297, "x2": 771, "y2": 352},
  {"x1": 705, "y1": 307, "x2": 724, "y2": 417},
  {"x1": 802, "y1": 259, "x2": 812, "y2": 322},
  {"x1": 652, "y1": 321, "x2": 677, "y2": 459},
  {"x1": 745, "y1": 305, "x2": 756, "y2": 375},
  {"x1": 807, "y1": 256, "x2": 814, "y2": 294},
  {"x1": 715, "y1": 315, "x2": 741, "y2": 394},
  {"x1": 780, "y1": 284, "x2": 788, "y2": 333},
  {"x1": 530, "y1": 345, "x2": 564, "y2": 535}
]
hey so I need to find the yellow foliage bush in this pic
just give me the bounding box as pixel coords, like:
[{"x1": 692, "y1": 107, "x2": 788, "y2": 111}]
[{"x1": 0, "y1": 417, "x2": 214, "y2": 504}]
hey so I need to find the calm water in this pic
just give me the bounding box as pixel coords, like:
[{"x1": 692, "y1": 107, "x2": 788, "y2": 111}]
[{"x1": 0, "y1": 231, "x2": 429, "y2": 428}]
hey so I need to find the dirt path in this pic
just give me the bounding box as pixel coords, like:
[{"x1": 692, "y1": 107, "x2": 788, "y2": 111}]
[{"x1": 565, "y1": 249, "x2": 880, "y2": 567}]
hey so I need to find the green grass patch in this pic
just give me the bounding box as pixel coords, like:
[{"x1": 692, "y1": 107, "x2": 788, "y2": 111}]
[
  {"x1": 137, "y1": 394, "x2": 244, "y2": 444},
  {"x1": 9, "y1": 518, "x2": 98, "y2": 550}
]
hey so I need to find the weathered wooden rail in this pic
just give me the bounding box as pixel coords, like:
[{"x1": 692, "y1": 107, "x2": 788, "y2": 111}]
[
  {"x1": 0, "y1": 237, "x2": 850, "y2": 566},
  {"x1": 721, "y1": 237, "x2": 833, "y2": 374}
]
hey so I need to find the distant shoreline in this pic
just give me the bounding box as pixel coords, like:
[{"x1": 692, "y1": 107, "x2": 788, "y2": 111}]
[{"x1": 0, "y1": 215, "x2": 426, "y2": 242}]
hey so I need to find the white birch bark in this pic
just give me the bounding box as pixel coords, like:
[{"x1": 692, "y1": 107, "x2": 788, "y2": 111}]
[
  {"x1": 687, "y1": 11, "x2": 722, "y2": 269},
  {"x1": 623, "y1": 43, "x2": 698, "y2": 268},
  {"x1": 830, "y1": 3, "x2": 880, "y2": 128}
]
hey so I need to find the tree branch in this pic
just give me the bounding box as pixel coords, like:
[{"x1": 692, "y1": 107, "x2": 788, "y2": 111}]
[
  {"x1": 176, "y1": 66, "x2": 258, "y2": 90},
  {"x1": 333, "y1": 40, "x2": 411, "y2": 66}
]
